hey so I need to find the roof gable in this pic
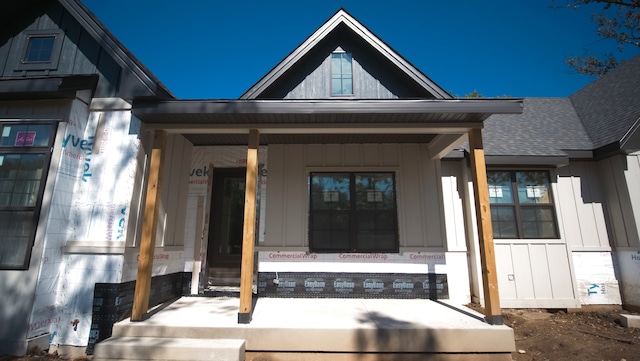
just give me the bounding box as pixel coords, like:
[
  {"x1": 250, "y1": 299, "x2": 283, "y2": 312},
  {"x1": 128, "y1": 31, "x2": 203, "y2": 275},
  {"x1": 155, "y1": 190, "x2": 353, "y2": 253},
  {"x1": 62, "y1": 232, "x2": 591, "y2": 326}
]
[{"x1": 241, "y1": 9, "x2": 450, "y2": 100}]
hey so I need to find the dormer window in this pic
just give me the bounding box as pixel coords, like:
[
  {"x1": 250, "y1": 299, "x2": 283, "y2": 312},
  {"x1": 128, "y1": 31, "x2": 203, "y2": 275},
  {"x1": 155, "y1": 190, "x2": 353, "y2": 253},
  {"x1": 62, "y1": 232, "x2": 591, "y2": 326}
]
[
  {"x1": 17, "y1": 30, "x2": 63, "y2": 71},
  {"x1": 331, "y1": 51, "x2": 353, "y2": 96}
]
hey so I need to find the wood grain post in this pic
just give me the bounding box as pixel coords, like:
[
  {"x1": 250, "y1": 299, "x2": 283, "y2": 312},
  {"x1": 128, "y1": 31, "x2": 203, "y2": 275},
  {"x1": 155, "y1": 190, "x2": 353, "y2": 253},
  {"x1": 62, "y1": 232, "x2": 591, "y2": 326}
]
[
  {"x1": 131, "y1": 130, "x2": 166, "y2": 321},
  {"x1": 238, "y1": 129, "x2": 259, "y2": 324},
  {"x1": 468, "y1": 128, "x2": 503, "y2": 325}
]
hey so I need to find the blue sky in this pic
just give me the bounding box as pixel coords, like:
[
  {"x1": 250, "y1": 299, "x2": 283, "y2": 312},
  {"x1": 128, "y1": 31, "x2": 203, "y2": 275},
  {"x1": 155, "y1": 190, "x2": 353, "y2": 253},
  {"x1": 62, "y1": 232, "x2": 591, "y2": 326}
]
[{"x1": 83, "y1": 0, "x2": 639, "y2": 99}]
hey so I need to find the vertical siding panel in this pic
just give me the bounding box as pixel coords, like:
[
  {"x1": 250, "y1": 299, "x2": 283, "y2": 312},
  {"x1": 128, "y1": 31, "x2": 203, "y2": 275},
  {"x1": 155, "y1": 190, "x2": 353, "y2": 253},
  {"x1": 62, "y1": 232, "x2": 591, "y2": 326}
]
[
  {"x1": 264, "y1": 145, "x2": 285, "y2": 246},
  {"x1": 600, "y1": 158, "x2": 630, "y2": 248},
  {"x1": 623, "y1": 154, "x2": 640, "y2": 246},
  {"x1": 556, "y1": 166, "x2": 584, "y2": 248},
  {"x1": 285, "y1": 145, "x2": 306, "y2": 246},
  {"x1": 171, "y1": 136, "x2": 192, "y2": 246},
  {"x1": 495, "y1": 244, "x2": 517, "y2": 300},
  {"x1": 511, "y1": 245, "x2": 536, "y2": 300},
  {"x1": 324, "y1": 144, "x2": 342, "y2": 166},
  {"x1": 163, "y1": 135, "x2": 181, "y2": 246},
  {"x1": 398, "y1": 144, "x2": 424, "y2": 247},
  {"x1": 306, "y1": 144, "x2": 323, "y2": 166},
  {"x1": 422, "y1": 147, "x2": 445, "y2": 248},
  {"x1": 72, "y1": 30, "x2": 99, "y2": 74},
  {"x1": 529, "y1": 244, "x2": 553, "y2": 299},
  {"x1": 546, "y1": 244, "x2": 576, "y2": 299},
  {"x1": 441, "y1": 161, "x2": 466, "y2": 250},
  {"x1": 343, "y1": 144, "x2": 361, "y2": 166},
  {"x1": 362, "y1": 144, "x2": 380, "y2": 166},
  {"x1": 56, "y1": 11, "x2": 82, "y2": 75},
  {"x1": 381, "y1": 144, "x2": 400, "y2": 166}
]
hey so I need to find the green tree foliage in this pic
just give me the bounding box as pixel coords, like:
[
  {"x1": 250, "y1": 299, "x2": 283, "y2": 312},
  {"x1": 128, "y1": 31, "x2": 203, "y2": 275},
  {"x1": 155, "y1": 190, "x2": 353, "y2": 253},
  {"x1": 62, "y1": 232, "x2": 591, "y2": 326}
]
[{"x1": 554, "y1": 0, "x2": 639, "y2": 76}]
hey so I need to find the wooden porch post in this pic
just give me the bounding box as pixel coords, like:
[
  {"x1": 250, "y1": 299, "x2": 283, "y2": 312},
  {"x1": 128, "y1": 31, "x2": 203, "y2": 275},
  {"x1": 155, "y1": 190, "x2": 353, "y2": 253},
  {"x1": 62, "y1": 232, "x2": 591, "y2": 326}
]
[
  {"x1": 468, "y1": 128, "x2": 503, "y2": 325},
  {"x1": 131, "y1": 130, "x2": 166, "y2": 321},
  {"x1": 238, "y1": 129, "x2": 259, "y2": 324}
]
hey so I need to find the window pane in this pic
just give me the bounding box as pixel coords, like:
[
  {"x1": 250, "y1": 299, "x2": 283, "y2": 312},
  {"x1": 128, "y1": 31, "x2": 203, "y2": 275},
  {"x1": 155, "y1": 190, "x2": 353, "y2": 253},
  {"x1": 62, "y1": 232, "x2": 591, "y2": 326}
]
[
  {"x1": 491, "y1": 206, "x2": 517, "y2": 238},
  {"x1": 0, "y1": 154, "x2": 46, "y2": 207},
  {"x1": 310, "y1": 174, "x2": 350, "y2": 210},
  {"x1": 355, "y1": 173, "x2": 395, "y2": 210},
  {"x1": 1, "y1": 124, "x2": 54, "y2": 147},
  {"x1": 521, "y1": 208, "x2": 558, "y2": 238},
  {"x1": 25, "y1": 36, "x2": 55, "y2": 62},
  {"x1": 331, "y1": 52, "x2": 353, "y2": 95},
  {"x1": 487, "y1": 171, "x2": 514, "y2": 204},
  {"x1": 516, "y1": 171, "x2": 552, "y2": 204},
  {"x1": 0, "y1": 211, "x2": 35, "y2": 267}
]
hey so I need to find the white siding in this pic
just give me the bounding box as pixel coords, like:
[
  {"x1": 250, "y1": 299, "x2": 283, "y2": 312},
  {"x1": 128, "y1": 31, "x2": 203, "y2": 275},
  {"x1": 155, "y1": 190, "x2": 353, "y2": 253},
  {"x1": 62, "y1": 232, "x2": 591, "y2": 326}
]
[
  {"x1": 263, "y1": 144, "x2": 446, "y2": 250},
  {"x1": 556, "y1": 162, "x2": 610, "y2": 249}
]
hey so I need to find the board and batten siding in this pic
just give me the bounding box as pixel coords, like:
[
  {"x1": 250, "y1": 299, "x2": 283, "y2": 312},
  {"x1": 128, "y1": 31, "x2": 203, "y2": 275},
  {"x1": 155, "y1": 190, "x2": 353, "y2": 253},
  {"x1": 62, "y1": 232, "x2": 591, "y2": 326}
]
[
  {"x1": 600, "y1": 153, "x2": 640, "y2": 309},
  {"x1": 282, "y1": 54, "x2": 398, "y2": 99},
  {"x1": 263, "y1": 144, "x2": 446, "y2": 249},
  {"x1": 555, "y1": 162, "x2": 611, "y2": 249}
]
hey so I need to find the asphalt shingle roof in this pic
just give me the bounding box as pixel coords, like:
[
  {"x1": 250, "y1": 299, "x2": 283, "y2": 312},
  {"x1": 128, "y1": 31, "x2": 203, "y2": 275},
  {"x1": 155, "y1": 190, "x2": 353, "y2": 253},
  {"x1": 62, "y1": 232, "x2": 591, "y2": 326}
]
[
  {"x1": 482, "y1": 98, "x2": 593, "y2": 157},
  {"x1": 569, "y1": 55, "x2": 640, "y2": 149}
]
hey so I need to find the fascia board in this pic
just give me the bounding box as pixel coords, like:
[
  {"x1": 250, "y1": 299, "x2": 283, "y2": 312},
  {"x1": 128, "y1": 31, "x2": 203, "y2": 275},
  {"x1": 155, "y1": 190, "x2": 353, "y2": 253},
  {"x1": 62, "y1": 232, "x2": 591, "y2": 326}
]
[{"x1": 134, "y1": 99, "x2": 523, "y2": 115}]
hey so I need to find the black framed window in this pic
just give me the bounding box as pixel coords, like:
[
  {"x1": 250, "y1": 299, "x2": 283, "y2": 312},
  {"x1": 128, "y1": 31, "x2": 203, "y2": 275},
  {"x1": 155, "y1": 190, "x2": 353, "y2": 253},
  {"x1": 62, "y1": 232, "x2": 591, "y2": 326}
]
[
  {"x1": 487, "y1": 170, "x2": 559, "y2": 239},
  {"x1": 309, "y1": 172, "x2": 398, "y2": 252},
  {"x1": 331, "y1": 52, "x2": 353, "y2": 96},
  {"x1": 17, "y1": 30, "x2": 63, "y2": 71},
  {"x1": 0, "y1": 121, "x2": 56, "y2": 269}
]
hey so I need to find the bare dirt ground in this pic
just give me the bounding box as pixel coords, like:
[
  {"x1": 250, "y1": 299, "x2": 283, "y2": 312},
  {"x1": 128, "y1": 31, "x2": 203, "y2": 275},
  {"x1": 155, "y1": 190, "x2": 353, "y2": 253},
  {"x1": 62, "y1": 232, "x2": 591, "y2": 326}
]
[
  {"x1": 502, "y1": 307, "x2": 640, "y2": 361},
  {"x1": 2, "y1": 307, "x2": 640, "y2": 361}
]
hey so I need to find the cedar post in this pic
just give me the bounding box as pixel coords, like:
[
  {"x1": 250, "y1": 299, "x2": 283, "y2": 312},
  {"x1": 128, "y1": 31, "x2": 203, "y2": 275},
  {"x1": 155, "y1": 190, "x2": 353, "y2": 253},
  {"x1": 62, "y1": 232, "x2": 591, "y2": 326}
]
[
  {"x1": 468, "y1": 128, "x2": 503, "y2": 325},
  {"x1": 131, "y1": 130, "x2": 166, "y2": 321},
  {"x1": 238, "y1": 129, "x2": 259, "y2": 323}
]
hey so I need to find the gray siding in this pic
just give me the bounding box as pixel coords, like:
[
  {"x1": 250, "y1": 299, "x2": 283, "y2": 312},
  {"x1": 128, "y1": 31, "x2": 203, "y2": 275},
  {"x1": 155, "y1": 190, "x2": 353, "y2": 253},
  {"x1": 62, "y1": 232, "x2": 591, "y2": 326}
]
[
  {"x1": 599, "y1": 154, "x2": 640, "y2": 248},
  {"x1": 257, "y1": 26, "x2": 434, "y2": 100}
]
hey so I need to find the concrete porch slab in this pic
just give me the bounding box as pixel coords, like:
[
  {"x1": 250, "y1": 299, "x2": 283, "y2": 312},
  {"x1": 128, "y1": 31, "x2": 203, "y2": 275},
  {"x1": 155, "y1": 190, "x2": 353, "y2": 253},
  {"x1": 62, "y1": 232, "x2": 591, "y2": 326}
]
[{"x1": 97, "y1": 297, "x2": 514, "y2": 359}]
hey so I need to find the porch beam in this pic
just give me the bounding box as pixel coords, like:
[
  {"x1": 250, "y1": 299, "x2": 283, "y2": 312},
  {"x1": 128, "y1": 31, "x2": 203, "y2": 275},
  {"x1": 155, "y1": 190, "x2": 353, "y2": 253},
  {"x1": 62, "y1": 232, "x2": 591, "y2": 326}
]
[
  {"x1": 132, "y1": 130, "x2": 166, "y2": 321},
  {"x1": 238, "y1": 129, "x2": 259, "y2": 324},
  {"x1": 428, "y1": 133, "x2": 467, "y2": 160},
  {"x1": 468, "y1": 128, "x2": 503, "y2": 325}
]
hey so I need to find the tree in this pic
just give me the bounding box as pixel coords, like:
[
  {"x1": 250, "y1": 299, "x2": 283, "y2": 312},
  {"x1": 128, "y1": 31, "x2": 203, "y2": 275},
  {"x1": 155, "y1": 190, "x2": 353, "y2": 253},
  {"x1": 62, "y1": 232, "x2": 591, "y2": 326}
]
[{"x1": 554, "y1": 0, "x2": 639, "y2": 76}]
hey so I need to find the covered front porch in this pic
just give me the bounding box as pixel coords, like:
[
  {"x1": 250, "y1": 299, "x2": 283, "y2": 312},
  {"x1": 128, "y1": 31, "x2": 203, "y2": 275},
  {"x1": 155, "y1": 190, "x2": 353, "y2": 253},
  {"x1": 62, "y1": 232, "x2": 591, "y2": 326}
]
[{"x1": 93, "y1": 296, "x2": 515, "y2": 361}]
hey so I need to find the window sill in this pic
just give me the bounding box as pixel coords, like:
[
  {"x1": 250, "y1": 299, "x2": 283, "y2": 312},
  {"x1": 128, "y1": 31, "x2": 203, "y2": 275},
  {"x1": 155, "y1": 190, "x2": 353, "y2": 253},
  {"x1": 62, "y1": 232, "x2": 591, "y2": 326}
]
[{"x1": 63, "y1": 241, "x2": 125, "y2": 255}]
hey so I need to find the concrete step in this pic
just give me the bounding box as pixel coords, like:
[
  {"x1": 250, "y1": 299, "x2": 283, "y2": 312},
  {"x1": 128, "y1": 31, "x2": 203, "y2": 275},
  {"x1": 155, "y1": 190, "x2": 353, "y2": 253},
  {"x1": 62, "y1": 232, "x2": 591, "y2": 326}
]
[{"x1": 93, "y1": 337, "x2": 245, "y2": 361}]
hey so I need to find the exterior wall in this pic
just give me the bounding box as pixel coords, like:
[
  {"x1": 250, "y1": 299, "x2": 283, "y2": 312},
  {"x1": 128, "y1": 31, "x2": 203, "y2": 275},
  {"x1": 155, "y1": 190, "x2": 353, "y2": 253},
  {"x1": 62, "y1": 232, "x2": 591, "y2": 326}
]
[
  {"x1": 263, "y1": 143, "x2": 446, "y2": 249},
  {"x1": 0, "y1": 99, "x2": 72, "y2": 355},
  {"x1": 600, "y1": 153, "x2": 640, "y2": 308},
  {"x1": 121, "y1": 134, "x2": 192, "y2": 282},
  {"x1": 256, "y1": 144, "x2": 471, "y2": 304},
  {"x1": 556, "y1": 161, "x2": 622, "y2": 305},
  {"x1": 33, "y1": 104, "x2": 143, "y2": 350},
  {"x1": 283, "y1": 52, "x2": 398, "y2": 99}
]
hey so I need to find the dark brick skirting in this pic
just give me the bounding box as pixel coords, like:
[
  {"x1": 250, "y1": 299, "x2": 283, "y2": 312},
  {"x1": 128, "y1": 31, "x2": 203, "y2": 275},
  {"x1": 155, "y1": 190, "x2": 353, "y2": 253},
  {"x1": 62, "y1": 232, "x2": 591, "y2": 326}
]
[
  {"x1": 257, "y1": 272, "x2": 448, "y2": 299},
  {"x1": 86, "y1": 272, "x2": 191, "y2": 354}
]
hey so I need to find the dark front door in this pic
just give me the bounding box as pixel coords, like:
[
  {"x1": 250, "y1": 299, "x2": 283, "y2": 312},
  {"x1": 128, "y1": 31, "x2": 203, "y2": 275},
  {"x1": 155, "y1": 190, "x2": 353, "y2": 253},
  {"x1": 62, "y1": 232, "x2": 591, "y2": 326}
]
[{"x1": 208, "y1": 167, "x2": 246, "y2": 274}]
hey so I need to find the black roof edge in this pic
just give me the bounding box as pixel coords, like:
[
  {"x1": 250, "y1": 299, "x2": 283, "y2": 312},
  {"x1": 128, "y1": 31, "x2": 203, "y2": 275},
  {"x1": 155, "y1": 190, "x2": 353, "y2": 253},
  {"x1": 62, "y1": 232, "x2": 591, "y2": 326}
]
[{"x1": 132, "y1": 98, "x2": 524, "y2": 116}]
